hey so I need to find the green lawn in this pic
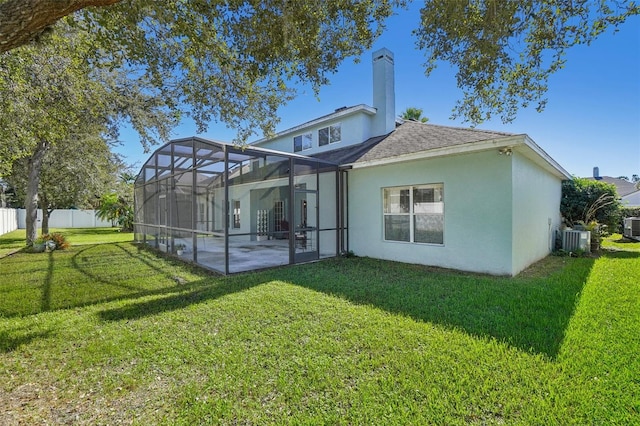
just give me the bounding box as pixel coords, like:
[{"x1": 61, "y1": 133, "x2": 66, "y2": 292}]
[
  {"x1": 602, "y1": 232, "x2": 640, "y2": 252},
  {"x1": 0, "y1": 230, "x2": 638, "y2": 424},
  {"x1": 0, "y1": 227, "x2": 132, "y2": 257}
]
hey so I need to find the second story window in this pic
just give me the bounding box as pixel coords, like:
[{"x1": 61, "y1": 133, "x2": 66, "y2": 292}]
[
  {"x1": 294, "y1": 133, "x2": 313, "y2": 152},
  {"x1": 319, "y1": 123, "x2": 341, "y2": 146}
]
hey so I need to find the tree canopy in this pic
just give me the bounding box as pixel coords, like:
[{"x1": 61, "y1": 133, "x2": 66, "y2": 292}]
[
  {"x1": 0, "y1": 22, "x2": 175, "y2": 173},
  {"x1": 415, "y1": 0, "x2": 639, "y2": 124},
  {"x1": 400, "y1": 107, "x2": 429, "y2": 123},
  {"x1": 6, "y1": 133, "x2": 119, "y2": 233},
  {"x1": 47, "y1": 0, "x2": 396, "y2": 143},
  {"x1": 1, "y1": 1, "x2": 637, "y2": 131},
  {"x1": 0, "y1": 23, "x2": 175, "y2": 243}
]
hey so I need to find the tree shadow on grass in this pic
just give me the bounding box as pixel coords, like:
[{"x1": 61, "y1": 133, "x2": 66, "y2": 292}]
[
  {"x1": 0, "y1": 327, "x2": 53, "y2": 353},
  {"x1": 97, "y1": 253, "x2": 600, "y2": 358},
  {"x1": 609, "y1": 237, "x2": 640, "y2": 245},
  {"x1": 0, "y1": 233, "x2": 26, "y2": 257},
  {"x1": 278, "y1": 256, "x2": 596, "y2": 359},
  {"x1": 97, "y1": 272, "x2": 268, "y2": 322},
  {"x1": 3, "y1": 239, "x2": 605, "y2": 359},
  {"x1": 70, "y1": 243, "x2": 181, "y2": 292},
  {"x1": 600, "y1": 248, "x2": 640, "y2": 259},
  {"x1": 0, "y1": 235, "x2": 25, "y2": 247},
  {"x1": 61, "y1": 228, "x2": 124, "y2": 236},
  {"x1": 0, "y1": 243, "x2": 221, "y2": 318}
]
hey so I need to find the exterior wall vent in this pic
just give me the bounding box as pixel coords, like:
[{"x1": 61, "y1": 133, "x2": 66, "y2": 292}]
[
  {"x1": 623, "y1": 217, "x2": 640, "y2": 240},
  {"x1": 562, "y1": 229, "x2": 591, "y2": 252}
]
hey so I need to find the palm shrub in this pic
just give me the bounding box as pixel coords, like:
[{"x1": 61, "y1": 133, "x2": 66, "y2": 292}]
[{"x1": 96, "y1": 193, "x2": 134, "y2": 232}]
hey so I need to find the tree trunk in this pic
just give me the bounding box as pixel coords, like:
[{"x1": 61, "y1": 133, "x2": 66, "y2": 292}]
[
  {"x1": 40, "y1": 193, "x2": 52, "y2": 235},
  {"x1": 25, "y1": 139, "x2": 50, "y2": 245},
  {"x1": 0, "y1": 0, "x2": 122, "y2": 53},
  {"x1": 41, "y1": 209, "x2": 50, "y2": 235}
]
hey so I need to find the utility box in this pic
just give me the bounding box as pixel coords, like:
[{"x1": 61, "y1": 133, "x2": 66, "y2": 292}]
[
  {"x1": 623, "y1": 217, "x2": 640, "y2": 241},
  {"x1": 562, "y1": 230, "x2": 591, "y2": 253}
]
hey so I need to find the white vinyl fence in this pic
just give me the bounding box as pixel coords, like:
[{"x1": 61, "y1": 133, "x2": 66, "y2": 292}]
[
  {"x1": 0, "y1": 208, "x2": 18, "y2": 236},
  {"x1": 16, "y1": 209, "x2": 113, "y2": 229}
]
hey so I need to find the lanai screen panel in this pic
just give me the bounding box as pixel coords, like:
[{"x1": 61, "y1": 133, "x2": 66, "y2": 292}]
[
  {"x1": 318, "y1": 164, "x2": 338, "y2": 258},
  {"x1": 225, "y1": 147, "x2": 292, "y2": 273},
  {"x1": 134, "y1": 137, "x2": 339, "y2": 274},
  {"x1": 191, "y1": 140, "x2": 226, "y2": 271}
]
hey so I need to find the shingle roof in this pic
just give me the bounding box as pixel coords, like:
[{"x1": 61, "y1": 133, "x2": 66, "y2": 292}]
[
  {"x1": 586, "y1": 176, "x2": 640, "y2": 197},
  {"x1": 312, "y1": 120, "x2": 515, "y2": 165}
]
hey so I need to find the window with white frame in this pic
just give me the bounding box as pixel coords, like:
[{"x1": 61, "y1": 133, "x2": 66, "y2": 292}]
[
  {"x1": 319, "y1": 123, "x2": 341, "y2": 146},
  {"x1": 293, "y1": 133, "x2": 313, "y2": 152},
  {"x1": 383, "y1": 184, "x2": 444, "y2": 244}
]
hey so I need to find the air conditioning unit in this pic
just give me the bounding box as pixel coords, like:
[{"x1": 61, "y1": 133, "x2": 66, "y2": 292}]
[
  {"x1": 562, "y1": 230, "x2": 591, "y2": 252},
  {"x1": 623, "y1": 217, "x2": 640, "y2": 241}
]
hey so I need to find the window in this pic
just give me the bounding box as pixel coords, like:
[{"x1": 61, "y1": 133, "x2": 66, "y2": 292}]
[
  {"x1": 319, "y1": 123, "x2": 341, "y2": 146},
  {"x1": 232, "y1": 200, "x2": 241, "y2": 228},
  {"x1": 383, "y1": 184, "x2": 444, "y2": 244},
  {"x1": 294, "y1": 133, "x2": 313, "y2": 152}
]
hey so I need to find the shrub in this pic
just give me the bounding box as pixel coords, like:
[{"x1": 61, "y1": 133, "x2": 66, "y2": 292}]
[
  {"x1": 41, "y1": 232, "x2": 70, "y2": 250},
  {"x1": 561, "y1": 177, "x2": 622, "y2": 234},
  {"x1": 622, "y1": 207, "x2": 640, "y2": 218}
]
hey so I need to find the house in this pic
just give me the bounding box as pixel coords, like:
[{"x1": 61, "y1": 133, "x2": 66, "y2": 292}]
[
  {"x1": 587, "y1": 168, "x2": 640, "y2": 208},
  {"x1": 134, "y1": 48, "x2": 570, "y2": 276}
]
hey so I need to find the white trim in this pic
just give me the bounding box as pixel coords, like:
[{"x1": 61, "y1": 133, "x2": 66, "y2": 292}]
[
  {"x1": 521, "y1": 135, "x2": 572, "y2": 179},
  {"x1": 382, "y1": 183, "x2": 444, "y2": 245}
]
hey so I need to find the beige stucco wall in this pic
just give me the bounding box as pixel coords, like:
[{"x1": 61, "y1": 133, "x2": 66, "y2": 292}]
[{"x1": 347, "y1": 150, "x2": 515, "y2": 275}]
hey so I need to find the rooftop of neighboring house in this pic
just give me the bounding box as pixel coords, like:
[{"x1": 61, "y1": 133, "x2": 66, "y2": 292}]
[{"x1": 587, "y1": 168, "x2": 640, "y2": 197}]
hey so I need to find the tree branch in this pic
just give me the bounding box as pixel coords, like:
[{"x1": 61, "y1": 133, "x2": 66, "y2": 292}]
[{"x1": 0, "y1": 0, "x2": 122, "y2": 52}]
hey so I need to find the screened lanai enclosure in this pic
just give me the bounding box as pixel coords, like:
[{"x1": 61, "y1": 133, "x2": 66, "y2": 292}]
[{"x1": 134, "y1": 137, "x2": 343, "y2": 274}]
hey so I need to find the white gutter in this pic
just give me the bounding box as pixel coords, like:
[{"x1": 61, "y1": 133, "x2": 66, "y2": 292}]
[
  {"x1": 345, "y1": 133, "x2": 571, "y2": 181},
  {"x1": 346, "y1": 135, "x2": 527, "y2": 169}
]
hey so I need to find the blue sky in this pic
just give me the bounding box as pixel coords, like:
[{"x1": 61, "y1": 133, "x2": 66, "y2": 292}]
[{"x1": 116, "y1": 5, "x2": 640, "y2": 180}]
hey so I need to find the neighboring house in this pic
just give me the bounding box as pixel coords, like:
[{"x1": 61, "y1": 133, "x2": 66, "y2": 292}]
[
  {"x1": 587, "y1": 168, "x2": 640, "y2": 208},
  {"x1": 134, "y1": 48, "x2": 571, "y2": 276}
]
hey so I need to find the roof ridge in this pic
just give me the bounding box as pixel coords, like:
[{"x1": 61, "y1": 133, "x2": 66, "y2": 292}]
[{"x1": 400, "y1": 120, "x2": 516, "y2": 137}]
